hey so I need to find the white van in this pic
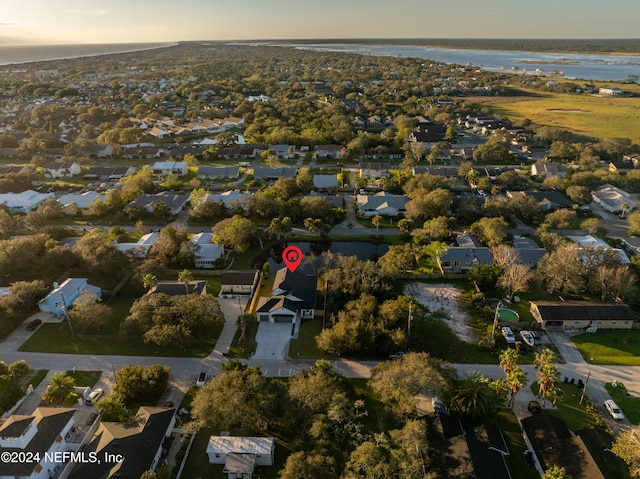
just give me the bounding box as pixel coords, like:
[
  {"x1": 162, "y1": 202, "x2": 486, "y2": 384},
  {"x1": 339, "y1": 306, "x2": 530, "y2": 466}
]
[{"x1": 85, "y1": 388, "x2": 104, "y2": 406}]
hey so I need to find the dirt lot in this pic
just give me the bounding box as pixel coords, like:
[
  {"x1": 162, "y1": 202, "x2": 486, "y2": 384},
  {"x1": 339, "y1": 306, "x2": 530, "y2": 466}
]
[{"x1": 404, "y1": 283, "x2": 476, "y2": 343}]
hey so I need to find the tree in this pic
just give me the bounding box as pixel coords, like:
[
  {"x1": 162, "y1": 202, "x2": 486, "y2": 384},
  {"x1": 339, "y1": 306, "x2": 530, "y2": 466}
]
[
  {"x1": 404, "y1": 188, "x2": 452, "y2": 222},
  {"x1": 497, "y1": 263, "x2": 534, "y2": 299},
  {"x1": 0, "y1": 279, "x2": 49, "y2": 314},
  {"x1": 473, "y1": 135, "x2": 511, "y2": 163},
  {"x1": 448, "y1": 370, "x2": 504, "y2": 420},
  {"x1": 142, "y1": 274, "x2": 157, "y2": 291},
  {"x1": 630, "y1": 211, "x2": 640, "y2": 236},
  {"x1": 42, "y1": 372, "x2": 75, "y2": 405},
  {"x1": 499, "y1": 348, "x2": 520, "y2": 376},
  {"x1": 378, "y1": 244, "x2": 415, "y2": 277},
  {"x1": 544, "y1": 209, "x2": 575, "y2": 229},
  {"x1": 581, "y1": 217, "x2": 603, "y2": 235},
  {"x1": 279, "y1": 451, "x2": 338, "y2": 479},
  {"x1": 371, "y1": 215, "x2": 382, "y2": 230},
  {"x1": 121, "y1": 294, "x2": 224, "y2": 349},
  {"x1": 414, "y1": 216, "x2": 454, "y2": 243},
  {"x1": 96, "y1": 393, "x2": 134, "y2": 422},
  {"x1": 535, "y1": 349, "x2": 559, "y2": 406},
  {"x1": 212, "y1": 215, "x2": 259, "y2": 253},
  {"x1": 470, "y1": 217, "x2": 509, "y2": 247},
  {"x1": 343, "y1": 441, "x2": 398, "y2": 479},
  {"x1": 369, "y1": 352, "x2": 455, "y2": 415},
  {"x1": 113, "y1": 364, "x2": 170, "y2": 406},
  {"x1": 8, "y1": 360, "x2": 30, "y2": 380},
  {"x1": 73, "y1": 230, "x2": 129, "y2": 277},
  {"x1": 178, "y1": 269, "x2": 194, "y2": 295},
  {"x1": 505, "y1": 366, "x2": 527, "y2": 408},
  {"x1": 542, "y1": 465, "x2": 572, "y2": 479},
  {"x1": 536, "y1": 245, "x2": 585, "y2": 294},
  {"x1": 189, "y1": 363, "x2": 275, "y2": 435},
  {"x1": 68, "y1": 293, "x2": 113, "y2": 332},
  {"x1": 565, "y1": 185, "x2": 592, "y2": 205},
  {"x1": 612, "y1": 426, "x2": 640, "y2": 478}
]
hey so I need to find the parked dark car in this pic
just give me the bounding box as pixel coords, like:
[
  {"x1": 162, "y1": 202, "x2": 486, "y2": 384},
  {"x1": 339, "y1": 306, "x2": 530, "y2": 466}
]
[
  {"x1": 528, "y1": 400, "x2": 542, "y2": 414},
  {"x1": 26, "y1": 319, "x2": 42, "y2": 331}
]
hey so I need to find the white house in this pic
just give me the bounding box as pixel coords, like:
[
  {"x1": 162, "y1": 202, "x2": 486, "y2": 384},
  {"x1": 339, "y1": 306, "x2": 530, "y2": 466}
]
[
  {"x1": 0, "y1": 408, "x2": 76, "y2": 479},
  {"x1": 58, "y1": 191, "x2": 104, "y2": 216},
  {"x1": 0, "y1": 190, "x2": 55, "y2": 214},
  {"x1": 115, "y1": 232, "x2": 159, "y2": 257},
  {"x1": 220, "y1": 270, "x2": 260, "y2": 296},
  {"x1": 599, "y1": 86, "x2": 623, "y2": 96},
  {"x1": 189, "y1": 232, "x2": 224, "y2": 268},
  {"x1": 207, "y1": 436, "x2": 274, "y2": 479},
  {"x1": 356, "y1": 191, "x2": 408, "y2": 217},
  {"x1": 152, "y1": 161, "x2": 188, "y2": 177},
  {"x1": 591, "y1": 183, "x2": 635, "y2": 214},
  {"x1": 42, "y1": 161, "x2": 81, "y2": 179},
  {"x1": 38, "y1": 278, "x2": 102, "y2": 317}
]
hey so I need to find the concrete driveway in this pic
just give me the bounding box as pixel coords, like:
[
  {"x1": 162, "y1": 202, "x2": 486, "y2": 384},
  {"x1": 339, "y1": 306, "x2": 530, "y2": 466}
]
[{"x1": 252, "y1": 323, "x2": 293, "y2": 360}]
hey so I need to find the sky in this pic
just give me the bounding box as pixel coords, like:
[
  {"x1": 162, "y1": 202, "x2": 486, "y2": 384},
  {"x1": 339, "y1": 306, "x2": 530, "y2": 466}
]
[{"x1": 1, "y1": 0, "x2": 639, "y2": 45}]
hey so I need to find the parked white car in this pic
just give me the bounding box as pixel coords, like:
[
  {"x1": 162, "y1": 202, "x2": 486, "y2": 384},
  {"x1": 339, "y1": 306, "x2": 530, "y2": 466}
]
[
  {"x1": 501, "y1": 326, "x2": 516, "y2": 344},
  {"x1": 604, "y1": 400, "x2": 624, "y2": 420}
]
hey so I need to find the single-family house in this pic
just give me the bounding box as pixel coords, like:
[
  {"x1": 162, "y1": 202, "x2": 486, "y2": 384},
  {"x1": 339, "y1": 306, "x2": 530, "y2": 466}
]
[
  {"x1": 567, "y1": 234, "x2": 630, "y2": 264},
  {"x1": 189, "y1": 232, "x2": 224, "y2": 269},
  {"x1": 42, "y1": 161, "x2": 81, "y2": 179},
  {"x1": 514, "y1": 190, "x2": 573, "y2": 212},
  {"x1": 256, "y1": 268, "x2": 317, "y2": 324},
  {"x1": 312, "y1": 174, "x2": 339, "y2": 190},
  {"x1": 38, "y1": 278, "x2": 101, "y2": 317},
  {"x1": 253, "y1": 166, "x2": 297, "y2": 180},
  {"x1": 407, "y1": 121, "x2": 447, "y2": 146},
  {"x1": 206, "y1": 190, "x2": 252, "y2": 212},
  {"x1": 152, "y1": 161, "x2": 188, "y2": 178},
  {"x1": 530, "y1": 162, "x2": 568, "y2": 178},
  {"x1": 512, "y1": 237, "x2": 547, "y2": 266},
  {"x1": 197, "y1": 166, "x2": 240, "y2": 180},
  {"x1": 599, "y1": 86, "x2": 623, "y2": 96},
  {"x1": 0, "y1": 164, "x2": 31, "y2": 175},
  {"x1": 356, "y1": 192, "x2": 408, "y2": 217},
  {"x1": 0, "y1": 408, "x2": 76, "y2": 479},
  {"x1": 591, "y1": 183, "x2": 635, "y2": 214},
  {"x1": 220, "y1": 270, "x2": 260, "y2": 296},
  {"x1": 125, "y1": 191, "x2": 190, "y2": 216},
  {"x1": 83, "y1": 166, "x2": 136, "y2": 181},
  {"x1": 438, "y1": 247, "x2": 494, "y2": 273},
  {"x1": 315, "y1": 144, "x2": 345, "y2": 159},
  {"x1": 68, "y1": 407, "x2": 175, "y2": 479},
  {"x1": 206, "y1": 436, "x2": 275, "y2": 479},
  {"x1": 360, "y1": 162, "x2": 391, "y2": 179},
  {"x1": 115, "y1": 232, "x2": 159, "y2": 257},
  {"x1": 412, "y1": 166, "x2": 459, "y2": 178},
  {"x1": 520, "y1": 413, "x2": 605, "y2": 479},
  {"x1": 530, "y1": 301, "x2": 636, "y2": 330},
  {"x1": 57, "y1": 191, "x2": 104, "y2": 216},
  {"x1": 0, "y1": 190, "x2": 55, "y2": 214},
  {"x1": 149, "y1": 280, "x2": 208, "y2": 296},
  {"x1": 268, "y1": 145, "x2": 296, "y2": 160},
  {"x1": 85, "y1": 144, "x2": 114, "y2": 158}
]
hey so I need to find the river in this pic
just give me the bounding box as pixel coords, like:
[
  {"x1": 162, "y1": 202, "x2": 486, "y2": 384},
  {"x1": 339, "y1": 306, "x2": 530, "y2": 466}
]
[{"x1": 266, "y1": 43, "x2": 640, "y2": 83}]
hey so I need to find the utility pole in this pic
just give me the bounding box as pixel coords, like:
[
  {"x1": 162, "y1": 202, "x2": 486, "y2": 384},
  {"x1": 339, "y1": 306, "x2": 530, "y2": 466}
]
[
  {"x1": 406, "y1": 302, "x2": 413, "y2": 352},
  {"x1": 580, "y1": 371, "x2": 591, "y2": 405},
  {"x1": 60, "y1": 292, "x2": 74, "y2": 338}
]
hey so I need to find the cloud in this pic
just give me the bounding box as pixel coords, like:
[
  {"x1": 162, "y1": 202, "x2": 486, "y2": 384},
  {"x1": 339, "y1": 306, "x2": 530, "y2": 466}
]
[{"x1": 65, "y1": 9, "x2": 107, "y2": 15}]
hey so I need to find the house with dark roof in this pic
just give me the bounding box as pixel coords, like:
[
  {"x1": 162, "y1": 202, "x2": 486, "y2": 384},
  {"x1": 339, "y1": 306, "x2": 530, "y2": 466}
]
[
  {"x1": 197, "y1": 166, "x2": 240, "y2": 180},
  {"x1": 220, "y1": 270, "x2": 260, "y2": 296},
  {"x1": 124, "y1": 191, "x2": 189, "y2": 216},
  {"x1": 149, "y1": 280, "x2": 208, "y2": 296},
  {"x1": 412, "y1": 166, "x2": 459, "y2": 178},
  {"x1": 521, "y1": 413, "x2": 605, "y2": 479},
  {"x1": 438, "y1": 247, "x2": 494, "y2": 273},
  {"x1": 0, "y1": 407, "x2": 75, "y2": 479},
  {"x1": 68, "y1": 407, "x2": 175, "y2": 479},
  {"x1": 312, "y1": 174, "x2": 339, "y2": 190},
  {"x1": 253, "y1": 166, "x2": 297, "y2": 180},
  {"x1": 531, "y1": 162, "x2": 568, "y2": 178},
  {"x1": 256, "y1": 268, "x2": 317, "y2": 324},
  {"x1": 360, "y1": 162, "x2": 391, "y2": 179},
  {"x1": 431, "y1": 413, "x2": 511, "y2": 479},
  {"x1": 530, "y1": 301, "x2": 636, "y2": 330},
  {"x1": 407, "y1": 121, "x2": 447, "y2": 145},
  {"x1": 512, "y1": 237, "x2": 547, "y2": 266},
  {"x1": 82, "y1": 166, "x2": 136, "y2": 181},
  {"x1": 526, "y1": 190, "x2": 573, "y2": 211}
]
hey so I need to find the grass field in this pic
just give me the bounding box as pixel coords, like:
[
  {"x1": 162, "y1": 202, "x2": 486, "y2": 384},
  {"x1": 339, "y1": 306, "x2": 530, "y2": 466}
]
[
  {"x1": 572, "y1": 330, "x2": 640, "y2": 365},
  {"x1": 465, "y1": 87, "x2": 640, "y2": 143},
  {"x1": 605, "y1": 382, "x2": 640, "y2": 425},
  {"x1": 65, "y1": 370, "x2": 102, "y2": 388}
]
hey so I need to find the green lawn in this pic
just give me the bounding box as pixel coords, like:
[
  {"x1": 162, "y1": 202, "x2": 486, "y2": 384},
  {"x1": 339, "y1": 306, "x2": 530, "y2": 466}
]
[
  {"x1": 605, "y1": 382, "x2": 640, "y2": 425},
  {"x1": 28, "y1": 369, "x2": 49, "y2": 389},
  {"x1": 228, "y1": 317, "x2": 258, "y2": 358},
  {"x1": 0, "y1": 312, "x2": 31, "y2": 341},
  {"x1": 65, "y1": 370, "x2": 102, "y2": 388},
  {"x1": 531, "y1": 382, "x2": 604, "y2": 432},
  {"x1": 19, "y1": 322, "x2": 220, "y2": 357},
  {"x1": 288, "y1": 320, "x2": 334, "y2": 360},
  {"x1": 572, "y1": 330, "x2": 640, "y2": 365}
]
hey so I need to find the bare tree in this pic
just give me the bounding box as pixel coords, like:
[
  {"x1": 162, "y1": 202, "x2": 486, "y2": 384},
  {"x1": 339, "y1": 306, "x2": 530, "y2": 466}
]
[{"x1": 497, "y1": 263, "x2": 533, "y2": 299}]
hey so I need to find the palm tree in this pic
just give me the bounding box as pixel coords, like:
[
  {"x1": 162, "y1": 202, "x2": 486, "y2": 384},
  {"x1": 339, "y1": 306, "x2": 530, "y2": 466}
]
[
  {"x1": 542, "y1": 465, "x2": 571, "y2": 479},
  {"x1": 42, "y1": 372, "x2": 75, "y2": 405},
  {"x1": 535, "y1": 348, "x2": 559, "y2": 406},
  {"x1": 499, "y1": 348, "x2": 519, "y2": 375},
  {"x1": 371, "y1": 215, "x2": 382, "y2": 230},
  {"x1": 178, "y1": 269, "x2": 194, "y2": 295},
  {"x1": 621, "y1": 202, "x2": 630, "y2": 219},
  {"x1": 142, "y1": 274, "x2": 157, "y2": 291},
  {"x1": 449, "y1": 371, "x2": 504, "y2": 420},
  {"x1": 506, "y1": 366, "x2": 528, "y2": 408}
]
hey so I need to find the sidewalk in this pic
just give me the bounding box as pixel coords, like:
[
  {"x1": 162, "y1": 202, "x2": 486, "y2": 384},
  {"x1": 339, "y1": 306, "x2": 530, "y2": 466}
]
[{"x1": 211, "y1": 296, "x2": 248, "y2": 357}]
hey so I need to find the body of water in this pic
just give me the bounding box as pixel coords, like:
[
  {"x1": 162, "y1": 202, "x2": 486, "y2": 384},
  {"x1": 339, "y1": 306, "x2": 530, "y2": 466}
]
[
  {"x1": 0, "y1": 42, "x2": 176, "y2": 66},
  {"x1": 256, "y1": 241, "x2": 390, "y2": 273},
  {"x1": 270, "y1": 43, "x2": 640, "y2": 83}
]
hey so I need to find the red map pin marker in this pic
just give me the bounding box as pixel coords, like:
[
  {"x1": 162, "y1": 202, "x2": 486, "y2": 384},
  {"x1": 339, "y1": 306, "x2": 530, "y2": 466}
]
[{"x1": 282, "y1": 245, "x2": 303, "y2": 273}]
